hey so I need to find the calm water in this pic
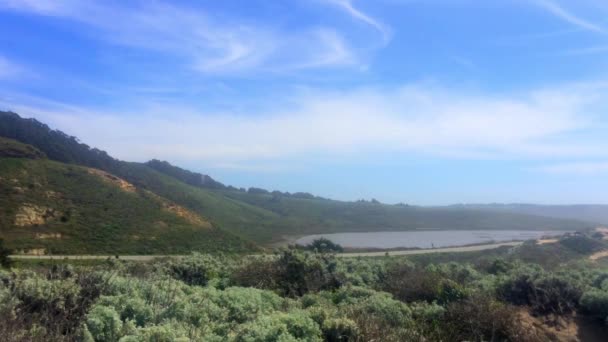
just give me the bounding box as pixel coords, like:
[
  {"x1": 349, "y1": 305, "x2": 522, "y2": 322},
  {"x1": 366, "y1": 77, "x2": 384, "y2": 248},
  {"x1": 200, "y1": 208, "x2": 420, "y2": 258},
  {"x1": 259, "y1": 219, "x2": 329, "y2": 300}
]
[{"x1": 296, "y1": 230, "x2": 571, "y2": 249}]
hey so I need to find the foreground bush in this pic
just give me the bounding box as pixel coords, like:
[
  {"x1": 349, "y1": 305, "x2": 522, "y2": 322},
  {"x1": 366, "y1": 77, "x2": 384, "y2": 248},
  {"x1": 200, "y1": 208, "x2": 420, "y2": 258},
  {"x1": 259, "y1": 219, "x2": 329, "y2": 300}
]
[
  {"x1": 441, "y1": 295, "x2": 541, "y2": 342},
  {"x1": 580, "y1": 289, "x2": 608, "y2": 323},
  {"x1": 1, "y1": 245, "x2": 608, "y2": 341},
  {"x1": 0, "y1": 270, "x2": 112, "y2": 341},
  {"x1": 232, "y1": 250, "x2": 342, "y2": 297},
  {"x1": 380, "y1": 262, "x2": 444, "y2": 303},
  {"x1": 497, "y1": 269, "x2": 583, "y2": 315}
]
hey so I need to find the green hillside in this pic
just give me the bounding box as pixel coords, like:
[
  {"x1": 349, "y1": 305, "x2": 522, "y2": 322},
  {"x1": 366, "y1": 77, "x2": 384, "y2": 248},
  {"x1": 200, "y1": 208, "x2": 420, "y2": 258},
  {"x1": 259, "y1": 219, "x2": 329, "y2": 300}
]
[
  {"x1": 0, "y1": 136, "x2": 46, "y2": 159},
  {"x1": 110, "y1": 162, "x2": 282, "y2": 242},
  {"x1": 0, "y1": 152, "x2": 256, "y2": 254}
]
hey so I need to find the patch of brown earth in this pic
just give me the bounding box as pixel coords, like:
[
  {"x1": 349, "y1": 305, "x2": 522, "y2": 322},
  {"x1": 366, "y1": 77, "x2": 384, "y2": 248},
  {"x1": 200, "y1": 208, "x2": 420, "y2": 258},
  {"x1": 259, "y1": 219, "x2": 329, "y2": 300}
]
[
  {"x1": 517, "y1": 310, "x2": 607, "y2": 342},
  {"x1": 162, "y1": 203, "x2": 211, "y2": 227},
  {"x1": 14, "y1": 204, "x2": 61, "y2": 226},
  {"x1": 537, "y1": 239, "x2": 559, "y2": 245},
  {"x1": 17, "y1": 248, "x2": 47, "y2": 256},
  {"x1": 86, "y1": 168, "x2": 136, "y2": 193},
  {"x1": 589, "y1": 250, "x2": 608, "y2": 261},
  {"x1": 145, "y1": 191, "x2": 211, "y2": 228}
]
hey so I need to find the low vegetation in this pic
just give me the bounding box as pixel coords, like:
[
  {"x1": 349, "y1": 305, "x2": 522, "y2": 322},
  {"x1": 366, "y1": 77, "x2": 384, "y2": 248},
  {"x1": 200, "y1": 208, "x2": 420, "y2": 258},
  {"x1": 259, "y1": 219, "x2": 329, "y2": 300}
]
[{"x1": 1, "y1": 234, "x2": 607, "y2": 341}]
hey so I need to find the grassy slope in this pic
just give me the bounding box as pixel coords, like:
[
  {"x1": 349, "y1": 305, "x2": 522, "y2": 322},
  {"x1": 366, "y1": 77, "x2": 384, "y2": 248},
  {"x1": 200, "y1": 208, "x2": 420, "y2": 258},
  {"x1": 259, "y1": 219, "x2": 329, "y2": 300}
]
[
  {"x1": 0, "y1": 157, "x2": 256, "y2": 254},
  {"x1": 110, "y1": 162, "x2": 283, "y2": 242},
  {"x1": 0, "y1": 137, "x2": 46, "y2": 159}
]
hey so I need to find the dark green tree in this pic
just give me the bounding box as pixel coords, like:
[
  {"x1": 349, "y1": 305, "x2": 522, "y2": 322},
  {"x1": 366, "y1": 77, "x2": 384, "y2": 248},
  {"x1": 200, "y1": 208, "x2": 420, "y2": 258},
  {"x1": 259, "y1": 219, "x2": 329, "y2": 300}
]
[{"x1": 306, "y1": 238, "x2": 344, "y2": 253}]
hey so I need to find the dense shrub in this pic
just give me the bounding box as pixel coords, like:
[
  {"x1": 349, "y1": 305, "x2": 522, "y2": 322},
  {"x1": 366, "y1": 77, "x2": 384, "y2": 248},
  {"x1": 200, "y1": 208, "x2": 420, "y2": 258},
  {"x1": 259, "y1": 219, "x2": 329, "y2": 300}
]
[
  {"x1": 0, "y1": 270, "x2": 112, "y2": 341},
  {"x1": 165, "y1": 254, "x2": 224, "y2": 286},
  {"x1": 559, "y1": 235, "x2": 606, "y2": 254},
  {"x1": 275, "y1": 250, "x2": 342, "y2": 297},
  {"x1": 321, "y1": 318, "x2": 358, "y2": 341},
  {"x1": 230, "y1": 258, "x2": 280, "y2": 289},
  {"x1": 441, "y1": 295, "x2": 539, "y2": 342},
  {"x1": 301, "y1": 287, "x2": 416, "y2": 341},
  {"x1": 332, "y1": 258, "x2": 385, "y2": 288},
  {"x1": 85, "y1": 305, "x2": 122, "y2": 341},
  {"x1": 232, "y1": 250, "x2": 342, "y2": 297},
  {"x1": 380, "y1": 262, "x2": 443, "y2": 303},
  {"x1": 498, "y1": 270, "x2": 583, "y2": 315},
  {"x1": 484, "y1": 258, "x2": 515, "y2": 275},
  {"x1": 580, "y1": 289, "x2": 608, "y2": 321},
  {"x1": 235, "y1": 311, "x2": 322, "y2": 342}
]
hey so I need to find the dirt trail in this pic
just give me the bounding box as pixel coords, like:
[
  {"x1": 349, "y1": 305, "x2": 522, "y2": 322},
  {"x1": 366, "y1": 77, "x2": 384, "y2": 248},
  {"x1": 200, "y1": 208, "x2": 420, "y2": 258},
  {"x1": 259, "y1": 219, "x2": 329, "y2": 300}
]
[
  {"x1": 9, "y1": 241, "x2": 524, "y2": 261},
  {"x1": 589, "y1": 250, "x2": 608, "y2": 261}
]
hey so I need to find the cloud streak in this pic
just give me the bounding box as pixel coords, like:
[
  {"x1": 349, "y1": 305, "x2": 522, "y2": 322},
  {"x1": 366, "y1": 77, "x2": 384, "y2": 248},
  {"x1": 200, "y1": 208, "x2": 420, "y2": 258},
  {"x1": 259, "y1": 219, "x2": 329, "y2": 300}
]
[
  {"x1": 3, "y1": 82, "x2": 607, "y2": 167},
  {"x1": 535, "y1": 0, "x2": 607, "y2": 34},
  {"x1": 325, "y1": 0, "x2": 392, "y2": 44},
  {"x1": 0, "y1": 0, "x2": 361, "y2": 73}
]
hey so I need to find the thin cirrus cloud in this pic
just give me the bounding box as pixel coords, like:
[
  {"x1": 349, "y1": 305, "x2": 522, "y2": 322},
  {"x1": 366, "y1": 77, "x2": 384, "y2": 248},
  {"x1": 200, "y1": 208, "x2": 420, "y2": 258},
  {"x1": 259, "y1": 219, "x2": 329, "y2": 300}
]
[
  {"x1": 0, "y1": 0, "x2": 369, "y2": 73},
  {"x1": 535, "y1": 0, "x2": 607, "y2": 34},
  {"x1": 324, "y1": 0, "x2": 392, "y2": 44},
  {"x1": 3, "y1": 81, "x2": 607, "y2": 167}
]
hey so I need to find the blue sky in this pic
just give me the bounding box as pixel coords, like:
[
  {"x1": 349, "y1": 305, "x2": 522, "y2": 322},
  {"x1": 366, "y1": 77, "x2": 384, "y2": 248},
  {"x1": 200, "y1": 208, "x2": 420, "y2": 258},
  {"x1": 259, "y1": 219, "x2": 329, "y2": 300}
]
[{"x1": 1, "y1": 0, "x2": 608, "y2": 205}]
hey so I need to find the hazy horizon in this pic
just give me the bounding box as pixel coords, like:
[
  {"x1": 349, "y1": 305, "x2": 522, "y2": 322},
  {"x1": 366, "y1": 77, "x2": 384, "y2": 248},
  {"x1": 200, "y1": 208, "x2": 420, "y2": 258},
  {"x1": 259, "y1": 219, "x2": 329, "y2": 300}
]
[{"x1": 2, "y1": 0, "x2": 608, "y2": 204}]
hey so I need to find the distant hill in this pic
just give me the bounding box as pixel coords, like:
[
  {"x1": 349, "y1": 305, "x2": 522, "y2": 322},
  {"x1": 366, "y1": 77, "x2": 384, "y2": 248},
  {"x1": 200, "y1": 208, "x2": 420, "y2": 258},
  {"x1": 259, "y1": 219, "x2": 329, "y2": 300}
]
[
  {"x1": 449, "y1": 204, "x2": 608, "y2": 225},
  {"x1": 219, "y1": 191, "x2": 593, "y2": 238},
  {"x1": 0, "y1": 111, "x2": 595, "y2": 253}
]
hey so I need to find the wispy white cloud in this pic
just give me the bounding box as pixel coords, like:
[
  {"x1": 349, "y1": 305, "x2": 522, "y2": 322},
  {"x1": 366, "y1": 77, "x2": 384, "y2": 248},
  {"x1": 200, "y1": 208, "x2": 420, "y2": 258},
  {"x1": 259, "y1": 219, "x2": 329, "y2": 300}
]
[
  {"x1": 324, "y1": 0, "x2": 392, "y2": 44},
  {"x1": 535, "y1": 0, "x2": 607, "y2": 34},
  {"x1": 0, "y1": 0, "x2": 360, "y2": 73},
  {"x1": 536, "y1": 162, "x2": 608, "y2": 175},
  {"x1": 2, "y1": 82, "x2": 607, "y2": 166}
]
